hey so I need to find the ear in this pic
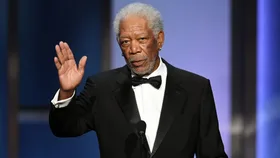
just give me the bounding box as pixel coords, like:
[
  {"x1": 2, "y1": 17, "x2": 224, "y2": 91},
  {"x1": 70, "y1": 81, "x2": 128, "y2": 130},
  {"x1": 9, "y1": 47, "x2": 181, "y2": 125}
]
[{"x1": 157, "y1": 31, "x2": 165, "y2": 50}]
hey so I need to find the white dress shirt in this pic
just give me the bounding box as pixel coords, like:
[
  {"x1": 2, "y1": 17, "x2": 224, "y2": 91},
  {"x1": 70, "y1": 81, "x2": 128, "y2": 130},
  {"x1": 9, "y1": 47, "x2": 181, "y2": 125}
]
[{"x1": 51, "y1": 57, "x2": 167, "y2": 151}]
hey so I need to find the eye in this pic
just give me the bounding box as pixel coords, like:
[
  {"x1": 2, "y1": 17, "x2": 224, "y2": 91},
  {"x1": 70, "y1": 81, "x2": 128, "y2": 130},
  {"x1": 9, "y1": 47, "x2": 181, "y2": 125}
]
[
  {"x1": 121, "y1": 40, "x2": 130, "y2": 45},
  {"x1": 138, "y1": 37, "x2": 148, "y2": 43}
]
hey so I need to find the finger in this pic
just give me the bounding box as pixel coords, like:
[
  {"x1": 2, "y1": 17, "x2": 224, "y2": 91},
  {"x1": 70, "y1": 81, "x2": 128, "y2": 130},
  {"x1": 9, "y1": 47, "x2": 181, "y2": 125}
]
[
  {"x1": 55, "y1": 44, "x2": 65, "y2": 64},
  {"x1": 54, "y1": 57, "x2": 62, "y2": 70},
  {"x1": 78, "y1": 56, "x2": 87, "y2": 74},
  {"x1": 59, "y1": 41, "x2": 68, "y2": 60},
  {"x1": 64, "y1": 42, "x2": 74, "y2": 60}
]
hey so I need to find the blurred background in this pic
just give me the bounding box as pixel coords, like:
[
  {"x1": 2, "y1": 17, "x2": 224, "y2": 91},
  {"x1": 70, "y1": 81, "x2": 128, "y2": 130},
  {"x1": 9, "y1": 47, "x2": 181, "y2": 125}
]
[{"x1": 0, "y1": 0, "x2": 279, "y2": 158}]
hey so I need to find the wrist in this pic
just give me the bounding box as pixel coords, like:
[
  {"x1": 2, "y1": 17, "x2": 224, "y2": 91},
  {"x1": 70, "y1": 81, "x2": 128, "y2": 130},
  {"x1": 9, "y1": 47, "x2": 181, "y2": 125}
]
[{"x1": 58, "y1": 89, "x2": 74, "y2": 100}]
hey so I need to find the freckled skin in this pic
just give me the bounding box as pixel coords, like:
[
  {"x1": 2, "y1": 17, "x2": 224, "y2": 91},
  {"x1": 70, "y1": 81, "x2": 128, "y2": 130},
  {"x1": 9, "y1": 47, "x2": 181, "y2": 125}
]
[{"x1": 118, "y1": 15, "x2": 164, "y2": 76}]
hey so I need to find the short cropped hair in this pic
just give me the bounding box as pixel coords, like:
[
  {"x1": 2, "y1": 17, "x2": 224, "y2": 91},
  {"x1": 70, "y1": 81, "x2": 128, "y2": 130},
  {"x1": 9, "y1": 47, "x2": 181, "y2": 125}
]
[{"x1": 113, "y1": 2, "x2": 164, "y2": 38}]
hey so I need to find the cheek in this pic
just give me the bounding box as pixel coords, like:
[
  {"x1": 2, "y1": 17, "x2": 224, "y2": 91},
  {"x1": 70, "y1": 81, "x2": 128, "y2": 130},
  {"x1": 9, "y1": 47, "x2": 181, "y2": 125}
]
[
  {"x1": 139, "y1": 44, "x2": 148, "y2": 52},
  {"x1": 140, "y1": 43, "x2": 158, "y2": 58},
  {"x1": 140, "y1": 42, "x2": 154, "y2": 53}
]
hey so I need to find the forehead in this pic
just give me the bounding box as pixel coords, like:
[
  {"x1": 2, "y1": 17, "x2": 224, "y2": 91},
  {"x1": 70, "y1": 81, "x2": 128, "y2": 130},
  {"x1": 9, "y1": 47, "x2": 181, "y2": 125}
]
[{"x1": 119, "y1": 15, "x2": 151, "y2": 35}]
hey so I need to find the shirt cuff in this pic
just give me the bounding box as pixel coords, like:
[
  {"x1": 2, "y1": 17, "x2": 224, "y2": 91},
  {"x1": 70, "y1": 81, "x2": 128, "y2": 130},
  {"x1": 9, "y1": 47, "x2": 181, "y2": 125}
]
[{"x1": 51, "y1": 89, "x2": 75, "y2": 108}]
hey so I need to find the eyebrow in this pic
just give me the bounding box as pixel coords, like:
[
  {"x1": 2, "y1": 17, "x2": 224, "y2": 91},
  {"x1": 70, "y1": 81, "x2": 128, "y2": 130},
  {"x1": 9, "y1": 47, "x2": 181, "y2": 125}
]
[{"x1": 119, "y1": 33, "x2": 148, "y2": 38}]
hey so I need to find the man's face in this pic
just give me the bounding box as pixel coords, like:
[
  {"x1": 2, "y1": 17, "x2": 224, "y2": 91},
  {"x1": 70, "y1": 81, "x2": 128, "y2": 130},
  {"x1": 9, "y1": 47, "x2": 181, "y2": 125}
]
[{"x1": 118, "y1": 15, "x2": 164, "y2": 76}]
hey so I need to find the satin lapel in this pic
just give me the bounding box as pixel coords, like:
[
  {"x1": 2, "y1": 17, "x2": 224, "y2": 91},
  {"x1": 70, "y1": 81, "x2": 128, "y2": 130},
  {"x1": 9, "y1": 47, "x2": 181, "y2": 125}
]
[
  {"x1": 113, "y1": 66, "x2": 151, "y2": 154},
  {"x1": 151, "y1": 61, "x2": 188, "y2": 157},
  {"x1": 113, "y1": 66, "x2": 141, "y2": 129}
]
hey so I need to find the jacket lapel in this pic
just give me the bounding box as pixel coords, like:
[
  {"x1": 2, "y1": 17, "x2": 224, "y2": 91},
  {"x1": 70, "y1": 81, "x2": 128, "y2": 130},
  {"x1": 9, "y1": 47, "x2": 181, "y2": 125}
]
[
  {"x1": 151, "y1": 61, "x2": 188, "y2": 156},
  {"x1": 113, "y1": 65, "x2": 152, "y2": 155},
  {"x1": 113, "y1": 65, "x2": 141, "y2": 128},
  {"x1": 112, "y1": 61, "x2": 188, "y2": 156}
]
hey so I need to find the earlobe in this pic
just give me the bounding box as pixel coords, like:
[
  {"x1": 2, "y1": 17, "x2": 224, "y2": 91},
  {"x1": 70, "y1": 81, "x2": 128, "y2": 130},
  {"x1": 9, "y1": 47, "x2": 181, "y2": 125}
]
[{"x1": 158, "y1": 42, "x2": 162, "y2": 50}]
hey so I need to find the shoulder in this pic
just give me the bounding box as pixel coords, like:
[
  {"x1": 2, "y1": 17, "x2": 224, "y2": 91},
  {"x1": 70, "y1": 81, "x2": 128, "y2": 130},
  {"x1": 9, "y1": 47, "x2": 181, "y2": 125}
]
[
  {"x1": 169, "y1": 66, "x2": 213, "y2": 103},
  {"x1": 174, "y1": 67, "x2": 208, "y2": 83},
  {"x1": 167, "y1": 63, "x2": 210, "y2": 91},
  {"x1": 163, "y1": 58, "x2": 209, "y2": 86}
]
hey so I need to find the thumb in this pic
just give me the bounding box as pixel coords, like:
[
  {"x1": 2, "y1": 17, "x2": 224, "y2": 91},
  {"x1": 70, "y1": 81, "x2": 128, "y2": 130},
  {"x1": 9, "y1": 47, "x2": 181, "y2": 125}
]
[{"x1": 78, "y1": 56, "x2": 87, "y2": 74}]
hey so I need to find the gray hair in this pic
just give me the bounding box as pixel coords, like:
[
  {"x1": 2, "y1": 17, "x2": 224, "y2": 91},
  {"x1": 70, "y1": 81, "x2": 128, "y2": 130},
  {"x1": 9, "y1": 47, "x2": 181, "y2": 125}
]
[{"x1": 113, "y1": 2, "x2": 164, "y2": 38}]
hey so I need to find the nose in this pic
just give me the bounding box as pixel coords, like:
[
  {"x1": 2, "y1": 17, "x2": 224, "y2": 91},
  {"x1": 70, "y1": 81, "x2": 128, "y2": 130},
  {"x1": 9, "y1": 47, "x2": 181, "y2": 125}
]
[{"x1": 129, "y1": 40, "x2": 141, "y2": 54}]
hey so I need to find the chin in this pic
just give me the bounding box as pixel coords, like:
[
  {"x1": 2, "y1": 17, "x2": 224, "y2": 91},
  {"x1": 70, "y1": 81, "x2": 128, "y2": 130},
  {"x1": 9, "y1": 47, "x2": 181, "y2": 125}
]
[{"x1": 131, "y1": 66, "x2": 152, "y2": 76}]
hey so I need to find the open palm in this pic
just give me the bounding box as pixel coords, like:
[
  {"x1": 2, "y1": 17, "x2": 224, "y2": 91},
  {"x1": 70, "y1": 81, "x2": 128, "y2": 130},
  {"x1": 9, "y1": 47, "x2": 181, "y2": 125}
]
[{"x1": 54, "y1": 41, "x2": 87, "y2": 91}]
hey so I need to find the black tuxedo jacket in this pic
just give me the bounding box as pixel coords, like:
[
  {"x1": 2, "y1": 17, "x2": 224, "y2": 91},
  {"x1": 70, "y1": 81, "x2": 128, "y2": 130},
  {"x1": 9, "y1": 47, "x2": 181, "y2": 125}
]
[{"x1": 49, "y1": 59, "x2": 228, "y2": 158}]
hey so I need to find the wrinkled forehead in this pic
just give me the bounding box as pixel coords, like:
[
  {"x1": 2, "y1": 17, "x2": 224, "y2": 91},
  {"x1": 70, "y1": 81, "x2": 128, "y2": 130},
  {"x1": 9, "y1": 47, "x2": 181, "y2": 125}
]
[{"x1": 119, "y1": 15, "x2": 152, "y2": 35}]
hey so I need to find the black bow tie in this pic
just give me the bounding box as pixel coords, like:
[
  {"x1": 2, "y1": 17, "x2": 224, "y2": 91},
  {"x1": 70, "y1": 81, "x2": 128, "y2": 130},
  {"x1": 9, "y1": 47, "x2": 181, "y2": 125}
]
[{"x1": 131, "y1": 75, "x2": 162, "y2": 89}]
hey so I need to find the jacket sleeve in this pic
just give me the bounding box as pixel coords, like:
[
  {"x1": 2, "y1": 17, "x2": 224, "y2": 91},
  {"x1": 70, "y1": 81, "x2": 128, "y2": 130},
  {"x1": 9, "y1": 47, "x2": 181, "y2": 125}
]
[{"x1": 49, "y1": 77, "x2": 98, "y2": 137}]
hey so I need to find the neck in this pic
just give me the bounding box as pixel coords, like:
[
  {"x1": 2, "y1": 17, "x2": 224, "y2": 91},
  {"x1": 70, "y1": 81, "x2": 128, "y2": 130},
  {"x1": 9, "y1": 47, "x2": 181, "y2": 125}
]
[{"x1": 151, "y1": 56, "x2": 160, "y2": 73}]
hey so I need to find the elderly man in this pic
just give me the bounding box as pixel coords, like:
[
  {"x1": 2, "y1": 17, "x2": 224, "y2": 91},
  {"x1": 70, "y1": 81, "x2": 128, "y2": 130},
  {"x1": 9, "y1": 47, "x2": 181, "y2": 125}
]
[{"x1": 49, "y1": 2, "x2": 228, "y2": 158}]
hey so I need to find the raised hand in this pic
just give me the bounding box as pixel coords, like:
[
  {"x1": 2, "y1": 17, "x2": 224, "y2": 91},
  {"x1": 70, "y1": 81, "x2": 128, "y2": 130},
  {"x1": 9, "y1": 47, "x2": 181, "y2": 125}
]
[{"x1": 54, "y1": 41, "x2": 87, "y2": 99}]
